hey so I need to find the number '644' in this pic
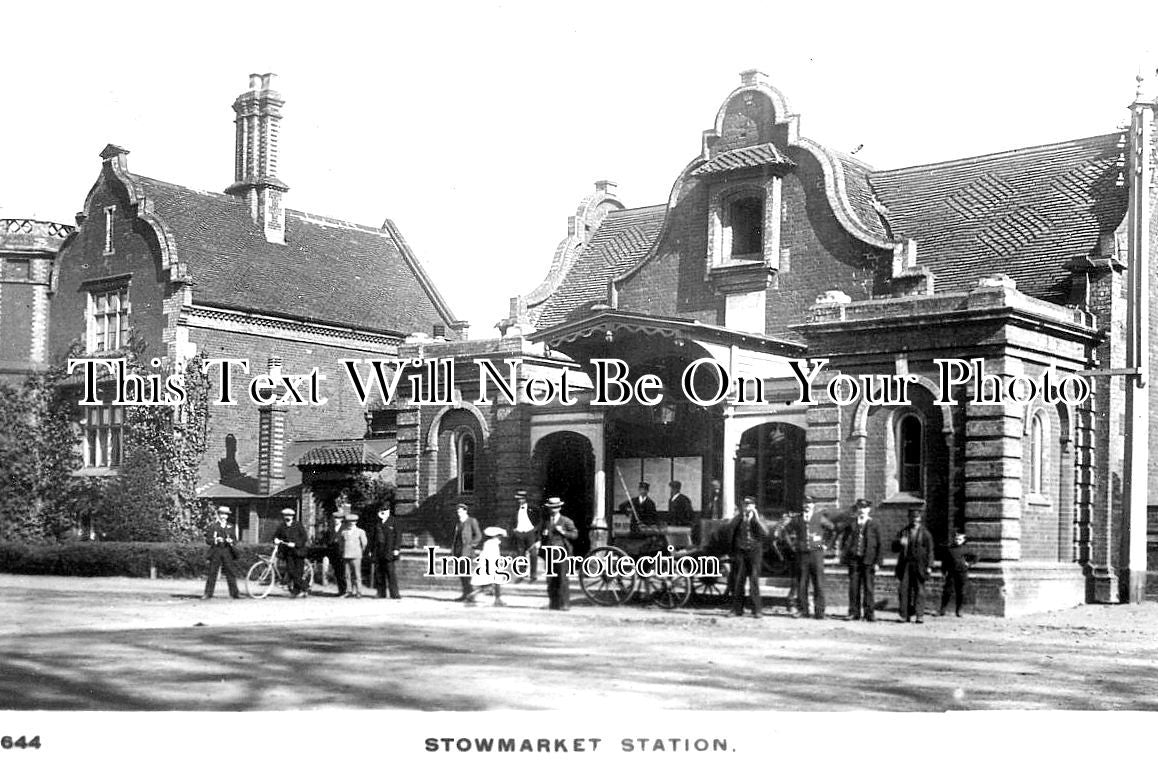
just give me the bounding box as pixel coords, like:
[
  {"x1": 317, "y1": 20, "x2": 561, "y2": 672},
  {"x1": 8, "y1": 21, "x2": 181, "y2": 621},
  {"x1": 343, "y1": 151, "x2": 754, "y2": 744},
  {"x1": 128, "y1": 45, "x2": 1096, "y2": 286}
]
[{"x1": 1, "y1": 736, "x2": 40, "y2": 749}]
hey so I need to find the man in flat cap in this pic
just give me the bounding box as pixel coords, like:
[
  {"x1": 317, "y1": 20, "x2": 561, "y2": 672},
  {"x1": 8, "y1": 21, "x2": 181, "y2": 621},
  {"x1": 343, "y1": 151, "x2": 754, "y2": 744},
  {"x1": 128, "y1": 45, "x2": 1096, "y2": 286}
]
[
  {"x1": 273, "y1": 508, "x2": 310, "y2": 598},
  {"x1": 540, "y1": 497, "x2": 578, "y2": 610},
  {"x1": 339, "y1": 513, "x2": 368, "y2": 598},
  {"x1": 728, "y1": 496, "x2": 769, "y2": 618},
  {"x1": 893, "y1": 507, "x2": 935, "y2": 623},
  {"x1": 451, "y1": 502, "x2": 482, "y2": 601},
  {"x1": 369, "y1": 505, "x2": 401, "y2": 599},
  {"x1": 840, "y1": 499, "x2": 882, "y2": 621},
  {"x1": 509, "y1": 489, "x2": 540, "y2": 582},
  {"x1": 787, "y1": 495, "x2": 834, "y2": 619},
  {"x1": 202, "y1": 506, "x2": 241, "y2": 599}
]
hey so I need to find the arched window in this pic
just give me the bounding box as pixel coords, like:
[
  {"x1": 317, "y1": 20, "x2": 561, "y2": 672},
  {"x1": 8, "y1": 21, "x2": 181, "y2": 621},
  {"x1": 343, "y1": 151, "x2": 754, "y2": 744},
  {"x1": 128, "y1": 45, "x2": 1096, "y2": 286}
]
[
  {"x1": 728, "y1": 196, "x2": 764, "y2": 258},
  {"x1": 1029, "y1": 412, "x2": 1045, "y2": 495},
  {"x1": 457, "y1": 430, "x2": 476, "y2": 494},
  {"x1": 898, "y1": 414, "x2": 923, "y2": 495}
]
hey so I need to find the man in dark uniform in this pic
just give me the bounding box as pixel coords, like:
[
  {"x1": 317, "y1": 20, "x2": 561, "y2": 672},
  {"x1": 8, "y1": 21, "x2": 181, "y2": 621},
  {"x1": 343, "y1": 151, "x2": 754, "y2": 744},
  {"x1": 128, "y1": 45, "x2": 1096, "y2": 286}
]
[
  {"x1": 841, "y1": 499, "x2": 882, "y2": 621},
  {"x1": 728, "y1": 496, "x2": 768, "y2": 618},
  {"x1": 940, "y1": 530, "x2": 977, "y2": 617},
  {"x1": 893, "y1": 507, "x2": 935, "y2": 623},
  {"x1": 272, "y1": 507, "x2": 310, "y2": 597},
  {"x1": 620, "y1": 482, "x2": 657, "y2": 521},
  {"x1": 452, "y1": 502, "x2": 482, "y2": 601},
  {"x1": 788, "y1": 496, "x2": 834, "y2": 619},
  {"x1": 202, "y1": 506, "x2": 241, "y2": 599},
  {"x1": 540, "y1": 497, "x2": 578, "y2": 610},
  {"x1": 327, "y1": 513, "x2": 347, "y2": 596},
  {"x1": 370, "y1": 506, "x2": 401, "y2": 599}
]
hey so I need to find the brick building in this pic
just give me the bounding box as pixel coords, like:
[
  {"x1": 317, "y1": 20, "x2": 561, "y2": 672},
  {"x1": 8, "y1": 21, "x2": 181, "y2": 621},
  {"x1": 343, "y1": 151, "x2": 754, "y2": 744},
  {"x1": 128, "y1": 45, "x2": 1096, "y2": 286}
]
[
  {"x1": 50, "y1": 74, "x2": 465, "y2": 542},
  {"x1": 0, "y1": 219, "x2": 73, "y2": 384},
  {"x1": 394, "y1": 70, "x2": 1154, "y2": 615}
]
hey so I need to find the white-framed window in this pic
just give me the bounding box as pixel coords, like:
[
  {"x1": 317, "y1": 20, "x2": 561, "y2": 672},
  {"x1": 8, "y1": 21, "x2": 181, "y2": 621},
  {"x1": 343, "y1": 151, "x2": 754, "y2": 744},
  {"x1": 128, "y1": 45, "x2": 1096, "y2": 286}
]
[
  {"x1": 456, "y1": 429, "x2": 476, "y2": 494},
  {"x1": 1028, "y1": 411, "x2": 1045, "y2": 495},
  {"x1": 83, "y1": 404, "x2": 124, "y2": 468},
  {"x1": 87, "y1": 286, "x2": 131, "y2": 352},
  {"x1": 104, "y1": 206, "x2": 116, "y2": 254},
  {"x1": 897, "y1": 413, "x2": 924, "y2": 495}
]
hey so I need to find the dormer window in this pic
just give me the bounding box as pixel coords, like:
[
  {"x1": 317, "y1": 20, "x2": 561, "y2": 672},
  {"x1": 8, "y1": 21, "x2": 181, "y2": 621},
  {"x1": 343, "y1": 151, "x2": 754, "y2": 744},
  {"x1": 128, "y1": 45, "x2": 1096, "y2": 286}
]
[{"x1": 727, "y1": 196, "x2": 764, "y2": 259}]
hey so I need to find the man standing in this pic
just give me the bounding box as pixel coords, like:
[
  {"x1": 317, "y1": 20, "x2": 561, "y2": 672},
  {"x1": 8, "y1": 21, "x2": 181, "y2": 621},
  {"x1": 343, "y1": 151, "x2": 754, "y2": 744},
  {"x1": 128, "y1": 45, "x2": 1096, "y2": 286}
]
[
  {"x1": 705, "y1": 478, "x2": 723, "y2": 520},
  {"x1": 728, "y1": 496, "x2": 768, "y2": 618},
  {"x1": 370, "y1": 506, "x2": 401, "y2": 599},
  {"x1": 272, "y1": 508, "x2": 310, "y2": 598},
  {"x1": 540, "y1": 497, "x2": 578, "y2": 610},
  {"x1": 340, "y1": 513, "x2": 368, "y2": 598},
  {"x1": 202, "y1": 506, "x2": 241, "y2": 599},
  {"x1": 451, "y1": 502, "x2": 482, "y2": 601},
  {"x1": 327, "y1": 513, "x2": 347, "y2": 597},
  {"x1": 668, "y1": 481, "x2": 694, "y2": 522},
  {"x1": 509, "y1": 489, "x2": 540, "y2": 582},
  {"x1": 939, "y1": 531, "x2": 976, "y2": 617},
  {"x1": 788, "y1": 496, "x2": 833, "y2": 619},
  {"x1": 893, "y1": 508, "x2": 935, "y2": 623},
  {"x1": 841, "y1": 499, "x2": 882, "y2": 621}
]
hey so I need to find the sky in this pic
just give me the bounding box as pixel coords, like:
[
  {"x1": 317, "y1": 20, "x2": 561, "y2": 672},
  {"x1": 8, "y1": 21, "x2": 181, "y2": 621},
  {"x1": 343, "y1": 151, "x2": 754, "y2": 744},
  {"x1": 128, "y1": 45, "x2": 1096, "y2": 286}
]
[{"x1": 3, "y1": 0, "x2": 1158, "y2": 337}]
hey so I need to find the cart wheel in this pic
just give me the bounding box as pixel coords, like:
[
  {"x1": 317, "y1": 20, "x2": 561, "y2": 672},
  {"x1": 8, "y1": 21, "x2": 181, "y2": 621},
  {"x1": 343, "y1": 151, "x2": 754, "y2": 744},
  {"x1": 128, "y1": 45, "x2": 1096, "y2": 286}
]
[
  {"x1": 646, "y1": 574, "x2": 692, "y2": 610},
  {"x1": 246, "y1": 560, "x2": 275, "y2": 599},
  {"x1": 579, "y1": 546, "x2": 636, "y2": 606},
  {"x1": 691, "y1": 556, "x2": 733, "y2": 602}
]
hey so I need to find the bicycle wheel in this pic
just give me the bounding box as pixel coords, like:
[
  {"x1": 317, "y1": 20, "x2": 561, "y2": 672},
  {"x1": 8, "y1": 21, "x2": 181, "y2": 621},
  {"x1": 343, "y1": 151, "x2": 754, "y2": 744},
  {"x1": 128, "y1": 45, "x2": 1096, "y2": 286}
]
[
  {"x1": 302, "y1": 560, "x2": 315, "y2": 590},
  {"x1": 246, "y1": 560, "x2": 276, "y2": 598}
]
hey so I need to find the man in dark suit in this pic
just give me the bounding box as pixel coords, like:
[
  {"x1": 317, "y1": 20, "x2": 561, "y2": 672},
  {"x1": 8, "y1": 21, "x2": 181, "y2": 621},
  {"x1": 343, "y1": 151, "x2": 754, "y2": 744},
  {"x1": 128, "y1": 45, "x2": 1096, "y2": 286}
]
[
  {"x1": 370, "y1": 506, "x2": 401, "y2": 599},
  {"x1": 787, "y1": 496, "x2": 834, "y2": 619},
  {"x1": 667, "y1": 480, "x2": 694, "y2": 522},
  {"x1": 841, "y1": 499, "x2": 882, "y2": 621},
  {"x1": 202, "y1": 506, "x2": 241, "y2": 599},
  {"x1": 327, "y1": 513, "x2": 347, "y2": 596},
  {"x1": 451, "y1": 502, "x2": 482, "y2": 601},
  {"x1": 729, "y1": 496, "x2": 769, "y2": 618},
  {"x1": 540, "y1": 497, "x2": 578, "y2": 610},
  {"x1": 939, "y1": 531, "x2": 977, "y2": 617},
  {"x1": 620, "y1": 482, "x2": 657, "y2": 521},
  {"x1": 272, "y1": 507, "x2": 310, "y2": 597},
  {"x1": 893, "y1": 507, "x2": 935, "y2": 622}
]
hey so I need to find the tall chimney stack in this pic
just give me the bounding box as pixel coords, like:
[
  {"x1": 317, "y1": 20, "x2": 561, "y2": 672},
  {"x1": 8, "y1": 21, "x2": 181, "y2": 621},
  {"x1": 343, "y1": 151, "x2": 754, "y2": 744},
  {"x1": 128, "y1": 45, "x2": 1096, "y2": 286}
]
[{"x1": 225, "y1": 73, "x2": 289, "y2": 244}]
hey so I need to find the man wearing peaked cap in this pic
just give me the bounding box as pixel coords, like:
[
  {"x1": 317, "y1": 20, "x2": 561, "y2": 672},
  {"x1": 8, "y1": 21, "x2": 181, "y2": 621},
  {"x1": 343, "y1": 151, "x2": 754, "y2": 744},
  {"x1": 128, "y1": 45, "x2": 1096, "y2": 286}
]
[
  {"x1": 202, "y1": 506, "x2": 241, "y2": 599},
  {"x1": 452, "y1": 503, "x2": 482, "y2": 601},
  {"x1": 272, "y1": 507, "x2": 310, "y2": 598},
  {"x1": 540, "y1": 497, "x2": 578, "y2": 610},
  {"x1": 340, "y1": 513, "x2": 368, "y2": 598}
]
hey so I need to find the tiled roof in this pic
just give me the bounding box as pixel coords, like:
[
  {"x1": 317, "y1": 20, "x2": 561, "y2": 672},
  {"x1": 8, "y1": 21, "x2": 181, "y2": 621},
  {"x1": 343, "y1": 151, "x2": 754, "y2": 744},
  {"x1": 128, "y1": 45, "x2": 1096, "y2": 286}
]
[
  {"x1": 198, "y1": 439, "x2": 395, "y2": 499},
  {"x1": 129, "y1": 174, "x2": 461, "y2": 336},
  {"x1": 691, "y1": 143, "x2": 795, "y2": 177},
  {"x1": 296, "y1": 444, "x2": 386, "y2": 468},
  {"x1": 869, "y1": 133, "x2": 1127, "y2": 303},
  {"x1": 530, "y1": 205, "x2": 666, "y2": 329}
]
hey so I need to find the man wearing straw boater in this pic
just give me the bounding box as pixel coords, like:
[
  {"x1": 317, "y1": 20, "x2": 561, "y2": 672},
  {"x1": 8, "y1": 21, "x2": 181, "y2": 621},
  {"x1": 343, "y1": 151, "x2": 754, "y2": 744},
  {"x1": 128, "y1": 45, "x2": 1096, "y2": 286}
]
[{"x1": 540, "y1": 497, "x2": 578, "y2": 610}]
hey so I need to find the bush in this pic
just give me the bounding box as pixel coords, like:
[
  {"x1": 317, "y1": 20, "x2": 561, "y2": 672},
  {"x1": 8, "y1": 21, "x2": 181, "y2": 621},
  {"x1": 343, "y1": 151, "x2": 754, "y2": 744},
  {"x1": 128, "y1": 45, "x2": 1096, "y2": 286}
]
[{"x1": 0, "y1": 541, "x2": 275, "y2": 579}]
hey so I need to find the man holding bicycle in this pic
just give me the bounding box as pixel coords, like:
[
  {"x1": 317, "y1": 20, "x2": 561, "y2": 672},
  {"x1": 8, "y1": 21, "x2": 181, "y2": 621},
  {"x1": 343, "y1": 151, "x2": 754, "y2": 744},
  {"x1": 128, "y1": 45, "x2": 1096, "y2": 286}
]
[{"x1": 273, "y1": 508, "x2": 310, "y2": 598}]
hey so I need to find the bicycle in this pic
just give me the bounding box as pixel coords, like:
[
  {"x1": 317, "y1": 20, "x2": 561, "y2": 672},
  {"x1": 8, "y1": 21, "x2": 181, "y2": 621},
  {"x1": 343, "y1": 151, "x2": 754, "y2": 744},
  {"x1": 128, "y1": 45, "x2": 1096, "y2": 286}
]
[{"x1": 245, "y1": 543, "x2": 316, "y2": 598}]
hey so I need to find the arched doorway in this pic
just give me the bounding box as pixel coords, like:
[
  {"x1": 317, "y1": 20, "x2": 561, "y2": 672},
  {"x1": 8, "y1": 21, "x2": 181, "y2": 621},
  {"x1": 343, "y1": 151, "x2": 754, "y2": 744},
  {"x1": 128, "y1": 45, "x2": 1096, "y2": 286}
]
[
  {"x1": 533, "y1": 432, "x2": 595, "y2": 555},
  {"x1": 735, "y1": 422, "x2": 806, "y2": 517}
]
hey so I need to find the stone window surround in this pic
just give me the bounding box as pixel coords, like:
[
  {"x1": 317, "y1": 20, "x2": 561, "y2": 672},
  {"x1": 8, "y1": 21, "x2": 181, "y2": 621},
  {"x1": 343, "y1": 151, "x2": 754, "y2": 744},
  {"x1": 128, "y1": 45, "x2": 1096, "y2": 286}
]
[
  {"x1": 455, "y1": 427, "x2": 477, "y2": 495},
  {"x1": 706, "y1": 176, "x2": 782, "y2": 274},
  {"x1": 103, "y1": 206, "x2": 116, "y2": 255},
  {"x1": 882, "y1": 408, "x2": 926, "y2": 505},
  {"x1": 83, "y1": 276, "x2": 132, "y2": 354}
]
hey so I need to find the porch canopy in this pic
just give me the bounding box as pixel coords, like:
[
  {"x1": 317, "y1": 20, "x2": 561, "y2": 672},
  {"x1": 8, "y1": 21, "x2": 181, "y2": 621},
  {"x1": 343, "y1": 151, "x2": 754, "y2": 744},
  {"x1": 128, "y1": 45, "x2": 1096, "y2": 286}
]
[{"x1": 530, "y1": 309, "x2": 808, "y2": 526}]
